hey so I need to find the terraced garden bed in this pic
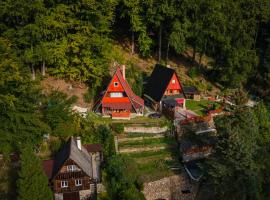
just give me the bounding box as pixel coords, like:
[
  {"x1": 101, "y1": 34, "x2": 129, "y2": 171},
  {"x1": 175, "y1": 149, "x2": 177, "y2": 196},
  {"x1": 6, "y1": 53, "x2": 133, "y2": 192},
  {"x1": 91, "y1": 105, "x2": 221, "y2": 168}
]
[
  {"x1": 118, "y1": 133, "x2": 182, "y2": 182},
  {"x1": 118, "y1": 137, "x2": 175, "y2": 149}
]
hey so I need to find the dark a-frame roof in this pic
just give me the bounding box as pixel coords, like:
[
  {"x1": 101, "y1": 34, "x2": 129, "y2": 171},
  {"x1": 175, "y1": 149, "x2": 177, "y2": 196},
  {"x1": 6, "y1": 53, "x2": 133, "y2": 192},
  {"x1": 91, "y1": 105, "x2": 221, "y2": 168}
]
[{"x1": 144, "y1": 64, "x2": 184, "y2": 102}]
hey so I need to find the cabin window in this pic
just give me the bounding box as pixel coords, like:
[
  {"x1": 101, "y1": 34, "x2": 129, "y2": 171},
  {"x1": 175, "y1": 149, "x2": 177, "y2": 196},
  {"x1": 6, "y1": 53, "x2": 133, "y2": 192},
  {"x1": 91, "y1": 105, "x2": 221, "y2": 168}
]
[
  {"x1": 114, "y1": 82, "x2": 119, "y2": 87},
  {"x1": 172, "y1": 79, "x2": 176, "y2": 84},
  {"x1": 67, "y1": 165, "x2": 79, "y2": 172},
  {"x1": 110, "y1": 92, "x2": 123, "y2": 98},
  {"x1": 61, "y1": 181, "x2": 68, "y2": 188},
  {"x1": 75, "y1": 179, "x2": 82, "y2": 186}
]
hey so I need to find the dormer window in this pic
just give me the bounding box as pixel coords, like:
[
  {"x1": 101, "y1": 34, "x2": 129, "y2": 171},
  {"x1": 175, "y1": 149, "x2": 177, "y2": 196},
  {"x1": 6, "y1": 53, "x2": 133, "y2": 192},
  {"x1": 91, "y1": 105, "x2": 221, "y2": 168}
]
[
  {"x1": 114, "y1": 82, "x2": 119, "y2": 87},
  {"x1": 172, "y1": 79, "x2": 176, "y2": 84},
  {"x1": 67, "y1": 165, "x2": 79, "y2": 172}
]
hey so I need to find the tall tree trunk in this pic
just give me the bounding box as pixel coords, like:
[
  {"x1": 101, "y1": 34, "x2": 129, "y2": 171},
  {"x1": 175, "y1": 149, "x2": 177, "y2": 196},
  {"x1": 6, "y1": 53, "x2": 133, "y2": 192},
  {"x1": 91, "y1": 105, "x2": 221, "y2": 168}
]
[
  {"x1": 131, "y1": 31, "x2": 135, "y2": 54},
  {"x1": 192, "y1": 45, "x2": 196, "y2": 63},
  {"x1": 41, "y1": 60, "x2": 46, "y2": 76},
  {"x1": 31, "y1": 64, "x2": 36, "y2": 80},
  {"x1": 158, "y1": 26, "x2": 162, "y2": 62},
  {"x1": 254, "y1": 23, "x2": 260, "y2": 49},
  {"x1": 199, "y1": 52, "x2": 203, "y2": 65},
  {"x1": 200, "y1": 41, "x2": 207, "y2": 65},
  {"x1": 166, "y1": 41, "x2": 170, "y2": 62}
]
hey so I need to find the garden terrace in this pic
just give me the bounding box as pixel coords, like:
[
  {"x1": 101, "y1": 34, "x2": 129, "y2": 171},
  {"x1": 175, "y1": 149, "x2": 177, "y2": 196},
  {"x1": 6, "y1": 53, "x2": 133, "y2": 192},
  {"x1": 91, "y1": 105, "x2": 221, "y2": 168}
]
[{"x1": 117, "y1": 132, "x2": 181, "y2": 182}]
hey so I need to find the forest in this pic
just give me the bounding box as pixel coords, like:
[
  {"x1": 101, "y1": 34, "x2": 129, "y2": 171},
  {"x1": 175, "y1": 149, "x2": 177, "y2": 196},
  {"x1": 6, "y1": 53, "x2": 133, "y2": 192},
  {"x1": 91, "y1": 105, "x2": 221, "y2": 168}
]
[{"x1": 1, "y1": 0, "x2": 270, "y2": 200}]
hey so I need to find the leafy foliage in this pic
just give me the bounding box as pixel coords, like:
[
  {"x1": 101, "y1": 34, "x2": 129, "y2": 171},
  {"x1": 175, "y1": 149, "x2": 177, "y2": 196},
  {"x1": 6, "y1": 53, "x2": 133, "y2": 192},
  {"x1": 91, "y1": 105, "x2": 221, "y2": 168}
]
[
  {"x1": 0, "y1": 38, "x2": 49, "y2": 153},
  {"x1": 105, "y1": 154, "x2": 145, "y2": 200},
  {"x1": 82, "y1": 125, "x2": 115, "y2": 161},
  {"x1": 199, "y1": 104, "x2": 270, "y2": 200}
]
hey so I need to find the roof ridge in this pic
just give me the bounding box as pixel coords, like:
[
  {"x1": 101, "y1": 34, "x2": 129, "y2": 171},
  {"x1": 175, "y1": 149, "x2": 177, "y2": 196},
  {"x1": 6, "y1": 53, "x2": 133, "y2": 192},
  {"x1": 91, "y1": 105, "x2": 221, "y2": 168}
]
[{"x1": 116, "y1": 68, "x2": 144, "y2": 112}]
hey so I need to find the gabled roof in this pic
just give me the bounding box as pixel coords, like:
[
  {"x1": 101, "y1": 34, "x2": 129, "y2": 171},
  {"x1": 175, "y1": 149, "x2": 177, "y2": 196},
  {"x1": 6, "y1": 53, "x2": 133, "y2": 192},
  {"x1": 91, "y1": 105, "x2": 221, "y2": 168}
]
[
  {"x1": 42, "y1": 141, "x2": 104, "y2": 180},
  {"x1": 115, "y1": 68, "x2": 144, "y2": 108},
  {"x1": 100, "y1": 67, "x2": 144, "y2": 112},
  {"x1": 42, "y1": 159, "x2": 54, "y2": 179},
  {"x1": 183, "y1": 86, "x2": 199, "y2": 95},
  {"x1": 47, "y1": 137, "x2": 93, "y2": 179},
  {"x1": 144, "y1": 64, "x2": 184, "y2": 102},
  {"x1": 83, "y1": 144, "x2": 102, "y2": 153}
]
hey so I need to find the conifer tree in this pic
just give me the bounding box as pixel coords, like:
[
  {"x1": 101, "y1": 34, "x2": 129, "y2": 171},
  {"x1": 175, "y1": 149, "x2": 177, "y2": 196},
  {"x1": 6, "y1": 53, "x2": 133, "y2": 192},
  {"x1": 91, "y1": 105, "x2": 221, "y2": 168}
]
[{"x1": 17, "y1": 146, "x2": 53, "y2": 200}]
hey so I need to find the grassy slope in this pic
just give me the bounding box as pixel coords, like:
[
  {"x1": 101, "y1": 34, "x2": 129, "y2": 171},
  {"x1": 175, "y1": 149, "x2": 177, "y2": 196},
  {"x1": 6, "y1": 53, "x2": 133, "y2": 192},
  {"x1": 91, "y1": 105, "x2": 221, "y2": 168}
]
[{"x1": 119, "y1": 134, "x2": 181, "y2": 182}]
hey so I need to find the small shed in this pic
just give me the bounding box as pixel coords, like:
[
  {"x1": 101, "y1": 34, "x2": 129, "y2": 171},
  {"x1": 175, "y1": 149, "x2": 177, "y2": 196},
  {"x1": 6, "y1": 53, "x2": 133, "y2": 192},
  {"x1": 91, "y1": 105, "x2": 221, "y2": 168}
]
[{"x1": 183, "y1": 86, "x2": 200, "y2": 100}]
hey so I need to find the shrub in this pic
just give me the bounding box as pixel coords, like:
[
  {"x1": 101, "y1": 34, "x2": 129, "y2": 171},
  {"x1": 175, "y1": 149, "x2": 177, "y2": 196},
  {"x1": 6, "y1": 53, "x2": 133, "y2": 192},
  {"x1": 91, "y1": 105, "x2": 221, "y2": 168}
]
[
  {"x1": 188, "y1": 67, "x2": 200, "y2": 78},
  {"x1": 111, "y1": 123, "x2": 124, "y2": 134},
  {"x1": 49, "y1": 139, "x2": 63, "y2": 154},
  {"x1": 83, "y1": 89, "x2": 95, "y2": 103},
  {"x1": 207, "y1": 84, "x2": 213, "y2": 91}
]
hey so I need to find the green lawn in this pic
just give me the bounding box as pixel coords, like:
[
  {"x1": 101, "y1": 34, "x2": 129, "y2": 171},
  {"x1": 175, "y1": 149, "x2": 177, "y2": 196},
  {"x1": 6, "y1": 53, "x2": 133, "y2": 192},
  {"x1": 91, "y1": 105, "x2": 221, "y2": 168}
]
[
  {"x1": 136, "y1": 159, "x2": 177, "y2": 182},
  {"x1": 87, "y1": 112, "x2": 169, "y2": 127},
  {"x1": 118, "y1": 137, "x2": 176, "y2": 148},
  {"x1": 125, "y1": 149, "x2": 171, "y2": 158},
  {"x1": 120, "y1": 136, "x2": 181, "y2": 182},
  {"x1": 126, "y1": 132, "x2": 160, "y2": 138},
  {"x1": 186, "y1": 99, "x2": 221, "y2": 116}
]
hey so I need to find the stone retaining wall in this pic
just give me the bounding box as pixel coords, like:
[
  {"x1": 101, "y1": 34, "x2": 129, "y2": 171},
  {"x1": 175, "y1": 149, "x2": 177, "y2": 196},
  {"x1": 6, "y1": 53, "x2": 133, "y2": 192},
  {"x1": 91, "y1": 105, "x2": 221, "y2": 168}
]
[{"x1": 143, "y1": 175, "x2": 197, "y2": 200}]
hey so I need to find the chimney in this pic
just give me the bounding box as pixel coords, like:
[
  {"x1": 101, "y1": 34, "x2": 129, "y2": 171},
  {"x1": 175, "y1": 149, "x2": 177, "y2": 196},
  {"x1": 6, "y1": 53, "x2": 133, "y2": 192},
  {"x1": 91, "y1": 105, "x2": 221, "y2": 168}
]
[
  {"x1": 122, "y1": 65, "x2": 126, "y2": 80},
  {"x1": 76, "y1": 137, "x2": 81, "y2": 150}
]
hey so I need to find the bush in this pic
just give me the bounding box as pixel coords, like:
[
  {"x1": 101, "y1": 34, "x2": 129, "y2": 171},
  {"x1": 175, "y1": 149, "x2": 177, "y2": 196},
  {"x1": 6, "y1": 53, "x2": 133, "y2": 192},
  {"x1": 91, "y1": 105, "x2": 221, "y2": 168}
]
[
  {"x1": 207, "y1": 84, "x2": 213, "y2": 91},
  {"x1": 49, "y1": 139, "x2": 63, "y2": 154},
  {"x1": 188, "y1": 67, "x2": 200, "y2": 78},
  {"x1": 83, "y1": 89, "x2": 95, "y2": 103},
  {"x1": 111, "y1": 123, "x2": 124, "y2": 134}
]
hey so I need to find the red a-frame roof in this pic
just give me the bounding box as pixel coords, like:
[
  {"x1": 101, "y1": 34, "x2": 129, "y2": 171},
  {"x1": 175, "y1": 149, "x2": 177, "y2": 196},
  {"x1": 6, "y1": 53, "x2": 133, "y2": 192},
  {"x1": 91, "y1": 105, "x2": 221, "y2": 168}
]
[{"x1": 101, "y1": 67, "x2": 144, "y2": 112}]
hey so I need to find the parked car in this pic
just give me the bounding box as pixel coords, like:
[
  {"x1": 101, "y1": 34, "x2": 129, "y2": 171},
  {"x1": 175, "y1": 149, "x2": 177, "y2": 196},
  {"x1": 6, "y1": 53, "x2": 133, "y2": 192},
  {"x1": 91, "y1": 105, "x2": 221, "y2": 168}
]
[{"x1": 149, "y1": 113, "x2": 162, "y2": 118}]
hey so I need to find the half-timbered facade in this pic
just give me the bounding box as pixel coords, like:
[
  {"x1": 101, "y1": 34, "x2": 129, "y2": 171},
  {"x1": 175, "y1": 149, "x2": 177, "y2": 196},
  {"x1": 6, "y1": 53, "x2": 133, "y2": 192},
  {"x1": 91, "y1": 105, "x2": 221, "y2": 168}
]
[
  {"x1": 42, "y1": 137, "x2": 103, "y2": 200},
  {"x1": 144, "y1": 64, "x2": 186, "y2": 112},
  {"x1": 95, "y1": 65, "x2": 144, "y2": 119}
]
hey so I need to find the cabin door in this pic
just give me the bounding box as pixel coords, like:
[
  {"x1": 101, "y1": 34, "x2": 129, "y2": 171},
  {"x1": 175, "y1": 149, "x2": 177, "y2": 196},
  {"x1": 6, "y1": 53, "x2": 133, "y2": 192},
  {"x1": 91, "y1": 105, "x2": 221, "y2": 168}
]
[{"x1": 63, "y1": 192, "x2": 80, "y2": 200}]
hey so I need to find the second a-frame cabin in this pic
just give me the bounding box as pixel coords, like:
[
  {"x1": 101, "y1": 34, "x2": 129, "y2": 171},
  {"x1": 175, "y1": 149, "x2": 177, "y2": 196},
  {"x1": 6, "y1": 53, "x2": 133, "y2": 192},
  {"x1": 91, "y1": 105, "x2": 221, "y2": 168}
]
[
  {"x1": 95, "y1": 65, "x2": 144, "y2": 119},
  {"x1": 144, "y1": 64, "x2": 186, "y2": 111}
]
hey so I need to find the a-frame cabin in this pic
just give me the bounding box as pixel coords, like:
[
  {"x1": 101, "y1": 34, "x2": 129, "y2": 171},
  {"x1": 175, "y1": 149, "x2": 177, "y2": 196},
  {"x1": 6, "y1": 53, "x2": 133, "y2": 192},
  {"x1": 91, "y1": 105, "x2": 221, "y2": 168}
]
[
  {"x1": 96, "y1": 65, "x2": 144, "y2": 119},
  {"x1": 144, "y1": 64, "x2": 186, "y2": 111}
]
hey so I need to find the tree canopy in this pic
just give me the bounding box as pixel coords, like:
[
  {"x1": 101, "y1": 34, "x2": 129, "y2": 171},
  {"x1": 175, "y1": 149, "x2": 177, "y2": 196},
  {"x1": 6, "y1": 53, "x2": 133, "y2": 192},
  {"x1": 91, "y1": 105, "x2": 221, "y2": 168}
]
[
  {"x1": 199, "y1": 104, "x2": 270, "y2": 200},
  {"x1": 17, "y1": 146, "x2": 53, "y2": 200}
]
